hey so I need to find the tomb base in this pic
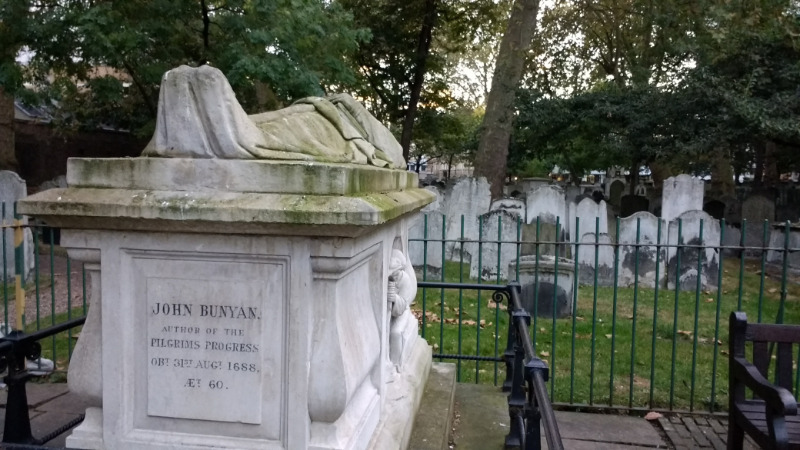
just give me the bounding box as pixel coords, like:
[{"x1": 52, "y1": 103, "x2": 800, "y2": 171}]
[{"x1": 20, "y1": 158, "x2": 434, "y2": 450}]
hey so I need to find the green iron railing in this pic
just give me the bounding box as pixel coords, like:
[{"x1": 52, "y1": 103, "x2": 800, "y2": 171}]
[
  {"x1": 411, "y1": 213, "x2": 800, "y2": 414},
  {"x1": 1, "y1": 202, "x2": 88, "y2": 377}
]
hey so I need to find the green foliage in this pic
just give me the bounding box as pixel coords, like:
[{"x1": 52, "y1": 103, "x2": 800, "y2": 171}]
[
  {"x1": 411, "y1": 106, "x2": 482, "y2": 169},
  {"x1": 12, "y1": 0, "x2": 367, "y2": 136},
  {"x1": 516, "y1": 0, "x2": 800, "y2": 179}
]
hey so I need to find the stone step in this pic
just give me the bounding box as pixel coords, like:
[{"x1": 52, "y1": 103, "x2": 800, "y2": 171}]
[{"x1": 408, "y1": 362, "x2": 457, "y2": 450}]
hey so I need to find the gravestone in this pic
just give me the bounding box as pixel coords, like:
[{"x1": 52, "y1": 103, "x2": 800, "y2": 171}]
[
  {"x1": 577, "y1": 233, "x2": 615, "y2": 287},
  {"x1": 0, "y1": 170, "x2": 34, "y2": 283},
  {"x1": 766, "y1": 225, "x2": 800, "y2": 269},
  {"x1": 442, "y1": 177, "x2": 491, "y2": 262},
  {"x1": 618, "y1": 212, "x2": 666, "y2": 288},
  {"x1": 510, "y1": 255, "x2": 575, "y2": 318},
  {"x1": 703, "y1": 199, "x2": 726, "y2": 221},
  {"x1": 489, "y1": 198, "x2": 525, "y2": 220},
  {"x1": 662, "y1": 175, "x2": 704, "y2": 224},
  {"x1": 19, "y1": 66, "x2": 435, "y2": 450},
  {"x1": 468, "y1": 209, "x2": 520, "y2": 281},
  {"x1": 409, "y1": 186, "x2": 444, "y2": 278},
  {"x1": 741, "y1": 194, "x2": 775, "y2": 254},
  {"x1": 608, "y1": 180, "x2": 625, "y2": 208},
  {"x1": 620, "y1": 195, "x2": 649, "y2": 218},
  {"x1": 524, "y1": 185, "x2": 567, "y2": 258},
  {"x1": 572, "y1": 197, "x2": 609, "y2": 235},
  {"x1": 666, "y1": 210, "x2": 721, "y2": 291},
  {"x1": 722, "y1": 223, "x2": 742, "y2": 257}
]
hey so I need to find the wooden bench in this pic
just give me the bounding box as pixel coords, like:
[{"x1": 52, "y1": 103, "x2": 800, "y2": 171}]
[{"x1": 728, "y1": 312, "x2": 800, "y2": 450}]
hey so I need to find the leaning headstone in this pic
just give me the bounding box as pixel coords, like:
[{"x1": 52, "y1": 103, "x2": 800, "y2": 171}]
[
  {"x1": 409, "y1": 186, "x2": 445, "y2": 278},
  {"x1": 620, "y1": 194, "x2": 649, "y2": 218},
  {"x1": 666, "y1": 210, "x2": 721, "y2": 291},
  {"x1": 0, "y1": 171, "x2": 34, "y2": 283},
  {"x1": 741, "y1": 194, "x2": 775, "y2": 254},
  {"x1": 510, "y1": 255, "x2": 576, "y2": 318},
  {"x1": 577, "y1": 233, "x2": 615, "y2": 287},
  {"x1": 442, "y1": 177, "x2": 491, "y2": 262},
  {"x1": 468, "y1": 209, "x2": 520, "y2": 281},
  {"x1": 618, "y1": 212, "x2": 666, "y2": 288},
  {"x1": 662, "y1": 175, "x2": 704, "y2": 224}
]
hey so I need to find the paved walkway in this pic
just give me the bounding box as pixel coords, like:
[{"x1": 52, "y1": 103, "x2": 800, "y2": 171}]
[{"x1": 0, "y1": 382, "x2": 758, "y2": 449}]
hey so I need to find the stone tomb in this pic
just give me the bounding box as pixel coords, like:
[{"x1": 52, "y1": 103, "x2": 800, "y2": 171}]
[
  {"x1": 19, "y1": 157, "x2": 435, "y2": 450},
  {"x1": 510, "y1": 255, "x2": 575, "y2": 318}
]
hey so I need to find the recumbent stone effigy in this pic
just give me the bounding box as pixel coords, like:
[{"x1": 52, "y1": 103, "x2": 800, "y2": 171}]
[{"x1": 19, "y1": 65, "x2": 434, "y2": 450}]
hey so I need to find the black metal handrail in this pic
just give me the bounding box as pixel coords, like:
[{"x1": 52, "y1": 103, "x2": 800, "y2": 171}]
[
  {"x1": 505, "y1": 282, "x2": 563, "y2": 450},
  {"x1": 1, "y1": 317, "x2": 86, "y2": 446},
  {"x1": 416, "y1": 281, "x2": 563, "y2": 449}
]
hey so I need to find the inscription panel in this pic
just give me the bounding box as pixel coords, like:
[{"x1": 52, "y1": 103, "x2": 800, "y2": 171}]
[{"x1": 135, "y1": 253, "x2": 285, "y2": 429}]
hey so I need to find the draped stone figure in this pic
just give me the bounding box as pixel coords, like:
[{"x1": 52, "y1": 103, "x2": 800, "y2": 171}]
[{"x1": 143, "y1": 64, "x2": 406, "y2": 169}]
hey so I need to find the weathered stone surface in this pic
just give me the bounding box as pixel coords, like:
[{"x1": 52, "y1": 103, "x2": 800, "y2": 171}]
[
  {"x1": 467, "y1": 209, "x2": 521, "y2": 281},
  {"x1": 489, "y1": 198, "x2": 525, "y2": 219},
  {"x1": 0, "y1": 170, "x2": 34, "y2": 283},
  {"x1": 572, "y1": 197, "x2": 609, "y2": 236},
  {"x1": 441, "y1": 177, "x2": 491, "y2": 263},
  {"x1": 23, "y1": 155, "x2": 433, "y2": 450},
  {"x1": 19, "y1": 160, "x2": 434, "y2": 238},
  {"x1": 526, "y1": 185, "x2": 566, "y2": 225},
  {"x1": 511, "y1": 255, "x2": 576, "y2": 318},
  {"x1": 741, "y1": 194, "x2": 775, "y2": 254},
  {"x1": 662, "y1": 175, "x2": 704, "y2": 224},
  {"x1": 409, "y1": 186, "x2": 444, "y2": 277},
  {"x1": 766, "y1": 225, "x2": 800, "y2": 269},
  {"x1": 143, "y1": 65, "x2": 404, "y2": 168},
  {"x1": 577, "y1": 233, "x2": 615, "y2": 287},
  {"x1": 667, "y1": 210, "x2": 721, "y2": 291},
  {"x1": 618, "y1": 212, "x2": 666, "y2": 288}
]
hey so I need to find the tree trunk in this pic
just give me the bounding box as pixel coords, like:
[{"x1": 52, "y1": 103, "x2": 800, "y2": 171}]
[
  {"x1": 763, "y1": 140, "x2": 778, "y2": 188},
  {"x1": 399, "y1": 0, "x2": 438, "y2": 161},
  {"x1": 709, "y1": 146, "x2": 735, "y2": 196},
  {"x1": 473, "y1": 0, "x2": 540, "y2": 199},
  {"x1": 0, "y1": 89, "x2": 17, "y2": 172},
  {"x1": 753, "y1": 140, "x2": 765, "y2": 187}
]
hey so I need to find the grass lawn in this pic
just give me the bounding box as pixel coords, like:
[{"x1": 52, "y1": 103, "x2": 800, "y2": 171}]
[
  {"x1": 412, "y1": 258, "x2": 800, "y2": 413},
  {"x1": 23, "y1": 306, "x2": 86, "y2": 383}
]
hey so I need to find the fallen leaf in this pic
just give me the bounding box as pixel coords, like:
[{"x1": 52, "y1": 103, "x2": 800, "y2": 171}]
[
  {"x1": 768, "y1": 288, "x2": 778, "y2": 294},
  {"x1": 644, "y1": 411, "x2": 663, "y2": 421},
  {"x1": 605, "y1": 334, "x2": 612, "y2": 339},
  {"x1": 463, "y1": 319, "x2": 477, "y2": 326},
  {"x1": 720, "y1": 350, "x2": 728, "y2": 356},
  {"x1": 540, "y1": 328, "x2": 546, "y2": 333},
  {"x1": 540, "y1": 351, "x2": 550, "y2": 357},
  {"x1": 576, "y1": 316, "x2": 585, "y2": 321},
  {"x1": 705, "y1": 298, "x2": 714, "y2": 303}
]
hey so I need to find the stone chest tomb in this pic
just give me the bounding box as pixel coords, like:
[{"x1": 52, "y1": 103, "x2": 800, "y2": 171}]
[{"x1": 19, "y1": 66, "x2": 434, "y2": 450}]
